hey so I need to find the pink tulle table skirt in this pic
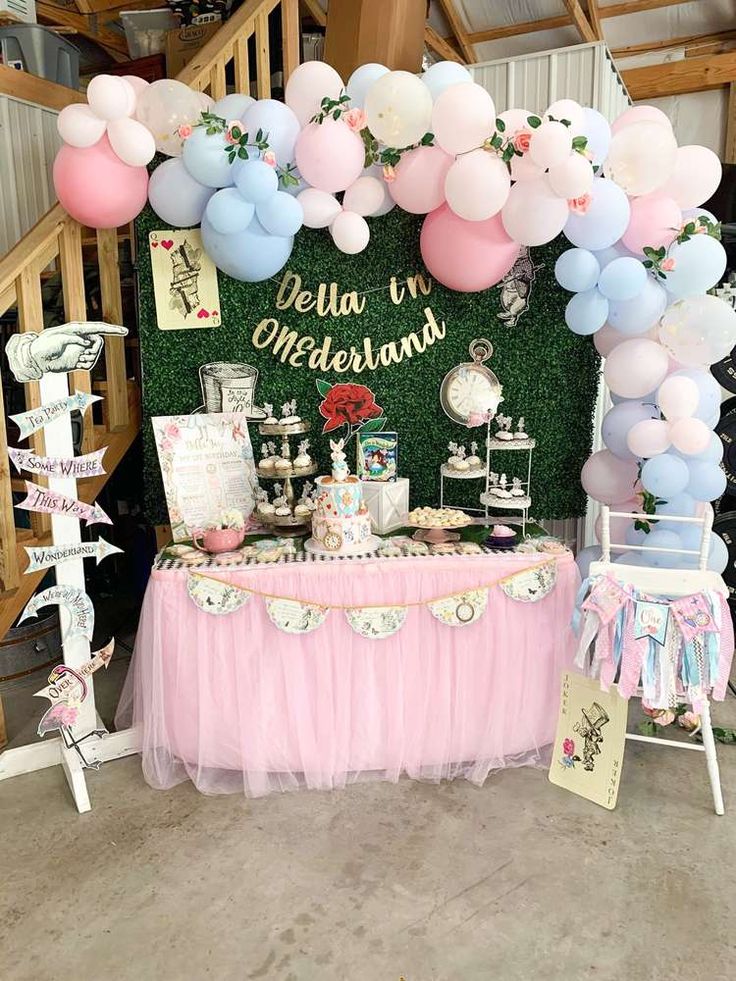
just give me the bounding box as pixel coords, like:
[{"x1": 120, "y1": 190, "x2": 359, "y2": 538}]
[{"x1": 116, "y1": 551, "x2": 580, "y2": 797}]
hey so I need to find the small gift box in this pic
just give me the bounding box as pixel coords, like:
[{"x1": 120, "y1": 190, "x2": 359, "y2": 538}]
[{"x1": 361, "y1": 478, "x2": 409, "y2": 534}]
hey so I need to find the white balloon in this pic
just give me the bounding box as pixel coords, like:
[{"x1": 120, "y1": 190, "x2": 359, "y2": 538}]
[
  {"x1": 431, "y1": 81, "x2": 495, "y2": 156},
  {"x1": 510, "y1": 153, "x2": 543, "y2": 182},
  {"x1": 545, "y1": 99, "x2": 584, "y2": 136},
  {"x1": 365, "y1": 70, "x2": 433, "y2": 148},
  {"x1": 136, "y1": 79, "x2": 204, "y2": 156},
  {"x1": 361, "y1": 163, "x2": 395, "y2": 216},
  {"x1": 87, "y1": 75, "x2": 134, "y2": 121},
  {"x1": 107, "y1": 116, "x2": 156, "y2": 166},
  {"x1": 285, "y1": 61, "x2": 344, "y2": 127},
  {"x1": 605, "y1": 121, "x2": 678, "y2": 197},
  {"x1": 57, "y1": 104, "x2": 106, "y2": 148},
  {"x1": 421, "y1": 60, "x2": 472, "y2": 100},
  {"x1": 659, "y1": 145, "x2": 722, "y2": 210},
  {"x1": 548, "y1": 153, "x2": 594, "y2": 199},
  {"x1": 659, "y1": 295, "x2": 736, "y2": 367},
  {"x1": 347, "y1": 63, "x2": 389, "y2": 108},
  {"x1": 297, "y1": 188, "x2": 342, "y2": 228},
  {"x1": 502, "y1": 177, "x2": 569, "y2": 246},
  {"x1": 343, "y1": 176, "x2": 387, "y2": 217},
  {"x1": 580, "y1": 107, "x2": 611, "y2": 167},
  {"x1": 330, "y1": 210, "x2": 370, "y2": 254},
  {"x1": 529, "y1": 121, "x2": 572, "y2": 170},
  {"x1": 445, "y1": 151, "x2": 510, "y2": 221}
]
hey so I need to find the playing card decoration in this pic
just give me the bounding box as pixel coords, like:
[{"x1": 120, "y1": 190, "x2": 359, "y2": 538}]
[{"x1": 150, "y1": 229, "x2": 221, "y2": 331}]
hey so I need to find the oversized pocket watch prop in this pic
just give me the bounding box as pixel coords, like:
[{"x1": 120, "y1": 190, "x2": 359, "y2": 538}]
[{"x1": 440, "y1": 338, "x2": 503, "y2": 426}]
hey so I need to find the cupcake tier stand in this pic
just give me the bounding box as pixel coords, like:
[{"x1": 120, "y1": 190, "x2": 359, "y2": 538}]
[{"x1": 257, "y1": 420, "x2": 317, "y2": 535}]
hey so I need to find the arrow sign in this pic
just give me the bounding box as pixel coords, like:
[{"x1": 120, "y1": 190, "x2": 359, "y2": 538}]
[
  {"x1": 23, "y1": 538, "x2": 123, "y2": 574},
  {"x1": 33, "y1": 639, "x2": 115, "y2": 703},
  {"x1": 20, "y1": 584, "x2": 94, "y2": 641},
  {"x1": 9, "y1": 446, "x2": 107, "y2": 479},
  {"x1": 9, "y1": 391, "x2": 101, "y2": 440},
  {"x1": 17, "y1": 481, "x2": 112, "y2": 526}
]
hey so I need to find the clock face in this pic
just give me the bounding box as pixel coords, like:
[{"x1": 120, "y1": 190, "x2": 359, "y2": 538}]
[{"x1": 440, "y1": 364, "x2": 502, "y2": 425}]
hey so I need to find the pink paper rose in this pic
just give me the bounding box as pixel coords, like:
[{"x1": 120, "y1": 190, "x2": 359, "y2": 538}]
[
  {"x1": 653, "y1": 710, "x2": 676, "y2": 727},
  {"x1": 225, "y1": 121, "x2": 242, "y2": 145},
  {"x1": 177, "y1": 123, "x2": 193, "y2": 140},
  {"x1": 343, "y1": 108, "x2": 367, "y2": 133},
  {"x1": 382, "y1": 164, "x2": 396, "y2": 183},
  {"x1": 678, "y1": 711, "x2": 701, "y2": 733},
  {"x1": 568, "y1": 193, "x2": 592, "y2": 215},
  {"x1": 513, "y1": 130, "x2": 532, "y2": 154},
  {"x1": 563, "y1": 738, "x2": 575, "y2": 755},
  {"x1": 262, "y1": 149, "x2": 277, "y2": 167},
  {"x1": 661, "y1": 257, "x2": 676, "y2": 272}
]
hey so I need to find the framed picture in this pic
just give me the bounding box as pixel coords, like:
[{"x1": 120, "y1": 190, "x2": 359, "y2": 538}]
[
  {"x1": 356, "y1": 432, "x2": 398, "y2": 482},
  {"x1": 152, "y1": 413, "x2": 257, "y2": 541}
]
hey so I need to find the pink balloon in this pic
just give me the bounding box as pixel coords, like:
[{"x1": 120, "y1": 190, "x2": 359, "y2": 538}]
[
  {"x1": 502, "y1": 177, "x2": 569, "y2": 246},
  {"x1": 294, "y1": 119, "x2": 365, "y2": 193},
  {"x1": 444, "y1": 150, "x2": 510, "y2": 221},
  {"x1": 510, "y1": 153, "x2": 543, "y2": 182},
  {"x1": 621, "y1": 193, "x2": 681, "y2": 255},
  {"x1": 53, "y1": 134, "x2": 148, "y2": 229},
  {"x1": 594, "y1": 323, "x2": 659, "y2": 357},
  {"x1": 432, "y1": 82, "x2": 496, "y2": 156},
  {"x1": 657, "y1": 376, "x2": 699, "y2": 420},
  {"x1": 604, "y1": 338, "x2": 670, "y2": 398},
  {"x1": 611, "y1": 105, "x2": 672, "y2": 135},
  {"x1": 581, "y1": 450, "x2": 639, "y2": 505},
  {"x1": 626, "y1": 419, "x2": 671, "y2": 458},
  {"x1": 669, "y1": 417, "x2": 711, "y2": 455},
  {"x1": 659, "y1": 145, "x2": 723, "y2": 210},
  {"x1": 595, "y1": 509, "x2": 635, "y2": 545},
  {"x1": 389, "y1": 145, "x2": 453, "y2": 214},
  {"x1": 420, "y1": 204, "x2": 520, "y2": 292}
]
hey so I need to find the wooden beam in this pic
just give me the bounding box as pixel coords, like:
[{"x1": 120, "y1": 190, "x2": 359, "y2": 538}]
[
  {"x1": 586, "y1": 0, "x2": 603, "y2": 41},
  {"x1": 463, "y1": 0, "x2": 694, "y2": 45},
  {"x1": 425, "y1": 25, "x2": 464, "y2": 64},
  {"x1": 325, "y1": 0, "x2": 426, "y2": 78},
  {"x1": 95, "y1": 229, "x2": 129, "y2": 431},
  {"x1": 0, "y1": 379, "x2": 20, "y2": 594},
  {"x1": 0, "y1": 63, "x2": 84, "y2": 111},
  {"x1": 300, "y1": 0, "x2": 326, "y2": 28},
  {"x1": 727, "y1": 81, "x2": 736, "y2": 165},
  {"x1": 623, "y1": 50, "x2": 736, "y2": 100},
  {"x1": 563, "y1": 0, "x2": 596, "y2": 43},
  {"x1": 282, "y1": 0, "x2": 300, "y2": 83},
  {"x1": 436, "y1": 0, "x2": 475, "y2": 63},
  {"x1": 612, "y1": 29, "x2": 736, "y2": 59}
]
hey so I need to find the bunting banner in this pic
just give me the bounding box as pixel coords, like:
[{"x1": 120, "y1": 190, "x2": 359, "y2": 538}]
[
  {"x1": 9, "y1": 446, "x2": 107, "y2": 479},
  {"x1": 19, "y1": 584, "x2": 95, "y2": 641},
  {"x1": 9, "y1": 391, "x2": 101, "y2": 440},
  {"x1": 186, "y1": 558, "x2": 559, "y2": 636},
  {"x1": 17, "y1": 481, "x2": 112, "y2": 526},
  {"x1": 23, "y1": 538, "x2": 122, "y2": 574}
]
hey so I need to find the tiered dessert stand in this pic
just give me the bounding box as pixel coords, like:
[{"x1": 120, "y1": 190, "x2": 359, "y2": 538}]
[
  {"x1": 258, "y1": 419, "x2": 317, "y2": 535},
  {"x1": 479, "y1": 428, "x2": 535, "y2": 536}
]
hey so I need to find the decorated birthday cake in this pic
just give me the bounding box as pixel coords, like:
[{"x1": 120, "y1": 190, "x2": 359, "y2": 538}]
[{"x1": 309, "y1": 439, "x2": 374, "y2": 554}]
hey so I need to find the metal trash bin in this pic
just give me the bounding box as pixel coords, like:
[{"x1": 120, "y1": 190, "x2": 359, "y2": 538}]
[{"x1": 0, "y1": 24, "x2": 80, "y2": 88}]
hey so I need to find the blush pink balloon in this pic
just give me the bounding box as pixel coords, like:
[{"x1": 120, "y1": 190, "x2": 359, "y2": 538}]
[
  {"x1": 581, "y1": 450, "x2": 639, "y2": 505},
  {"x1": 669, "y1": 417, "x2": 711, "y2": 455},
  {"x1": 594, "y1": 323, "x2": 659, "y2": 357},
  {"x1": 611, "y1": 105, "x2": 672, "y2": 135},
  {"x1": 389, "y1": 145, "x2": 453, "y2": 214},
  {"x1": 595, "y1": 509, "x2": 636, "y2": 545},
  {"x1": 657, "y1": 375, "x2": 699, "y2": 420},
  {"x1": 604, "y1": 338, "x2": 670, "y2": 398},
  {"x1": 294, "y1": 118, "x2": 365, "y2": 193},
  {"x1": 420, "y1": 204, "x2": 520, "y2": 292},
  {"x1": 659, "y1": 145, "x2": 723, "y2": 210},
  {"x1": 626, "y1": 419, "x2": 672, "y2": 458},
  {"x1": 621, "y1": 193, "x2": 681, "y2": 255},
  {"x1": 53, "y1": 134, "x2": 148, "y2": 228}
]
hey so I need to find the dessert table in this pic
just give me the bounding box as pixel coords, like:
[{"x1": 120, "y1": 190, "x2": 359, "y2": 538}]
[{"x1": 116, "y1": 546, "x2": 580, "y2": 797}]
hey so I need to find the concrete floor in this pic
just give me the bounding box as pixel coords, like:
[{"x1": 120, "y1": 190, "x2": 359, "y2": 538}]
[{"x1": 3, "y1": 702, "x2": 736, "y2": 981}]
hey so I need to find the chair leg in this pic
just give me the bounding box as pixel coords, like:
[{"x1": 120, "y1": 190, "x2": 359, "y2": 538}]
[{"x1": 700, "y1": 700, "x2": 725, "y2": 815}]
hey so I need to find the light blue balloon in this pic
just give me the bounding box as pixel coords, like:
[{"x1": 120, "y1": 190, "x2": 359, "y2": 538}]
[
  {"x1": 565, "y1": 288, "x2": 609, "y2": 335},
  {"x1": 182, "y1": 128, "x2": 235, "y2": 189},
  {"x1": 256, "y1": 190, "x2": 303, "y2": 237},
  {"x1": 607, "y1": 277, "x2": 667, "y2": 335},
  {"x1": 204, "y1": 188, "x2": 255, "y2": 235},
  {"x1": 663, "y1": 235, "x2": 727, "y2": 299},
  {"x1": 598, "y1": 257, "x2": 647, "y2": 301},
  {"x1": 593, "y1": 243, "x2": 633, "y2": 270},
  {"x1": 581, "y1": 107, "x2": 611, "y2": 168},
  {"x1": 669, "y1": 368, "x2": 721, "y2": 422},
  {"x1": 576, "y1": 544, "x2": 602, "y2": 579},
  {"x1": 686, "y1": 459, "x2": 727, "y2": 502},
  {"x1": 148, "y1": 157, "x2": 214, "y2": 228},
  {"x1": 563, "y1": 177, "x2": 631, "y2": 251},
  {"x1": 655, "y1": 492, "x2": 698, "y2": 518},
  {"x1": 610, "y1": 389, "x2": 657, "y2": 405},
  {"x1": 212, "y1": 93, "x2": 255, "y2": 120},
  {"x1": 234, "y1": 159, "x2": 279, "y2": 204},
  {"x1": 625, "y1": 525, "x2": 646, "y2": 546},
  {"x1": 682, "y1": 207, "x2": 717, "y2": 225},
  {"x1": 641, "y1": 453, "x2": 690, "y2": 497},
  {"x1": 201, "y1": 213, "x2": 293, "y2": 283},
  {"x1": 348, "y1": 62, "x2": 390, "y2": 106},
  {"x1": 708, "y1": 533, "x2": 729, "y2": 574},
  {"x1": 602, "y1": 400, "x2": 658, "y2": 460},
  {"x1": 694, "y1": 432, "x2": 724, "y2": 463},
  {"x1": 241, "y1": 99, "x2": 301, "y2": 165},
  {"x1": 645, "y1": 528, "x2": 683, "y2": 567},
  {"x1": 555, "y1": 248, "x2": 600, "y2": 292},
  {"x1": 614, "y1": 550, "x2": 644, "y2": 566}
]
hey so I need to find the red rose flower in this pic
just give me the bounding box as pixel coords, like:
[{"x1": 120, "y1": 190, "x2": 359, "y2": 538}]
[{"x1": 319, "y1": 383, "x2": 383, "y2": 433}]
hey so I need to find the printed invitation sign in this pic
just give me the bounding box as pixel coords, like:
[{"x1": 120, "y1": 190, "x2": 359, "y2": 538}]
[
  {"x1": 150, "y1": 230, "x2": 221, "y2": 331},
  {"x1": 549, "y1": 672, "x2": 627, "y2": 810},
  {"x1": 152, "y1": 413, "x2": 257, "y2": 542}
]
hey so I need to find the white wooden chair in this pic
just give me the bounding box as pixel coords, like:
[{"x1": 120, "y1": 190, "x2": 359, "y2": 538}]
[{"x1": 590, "y1": 504, "x2": 728, "y2": 815}]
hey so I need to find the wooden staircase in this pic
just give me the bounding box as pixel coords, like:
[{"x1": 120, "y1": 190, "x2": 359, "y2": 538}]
[{"x1": 0, "y1": 0, "x2": 302, "y2": 637}]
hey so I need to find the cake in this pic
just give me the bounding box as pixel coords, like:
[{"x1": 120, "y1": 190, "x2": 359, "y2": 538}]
[{"x1": 309, "y1": 439, "x2": 374, "y2": 553}]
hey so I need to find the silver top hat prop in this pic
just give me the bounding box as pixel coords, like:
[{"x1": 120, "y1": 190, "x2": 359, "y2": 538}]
[{"x1": 197, "y1": 362, "x2": 267, "y2": 418}]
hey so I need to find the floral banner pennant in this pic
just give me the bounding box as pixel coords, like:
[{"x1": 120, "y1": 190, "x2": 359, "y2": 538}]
[
  {"x1": 499, "y1": 560, "x2": 557, "y2": 603},
  {"x1": 187, "y1": 574, "x2": 251, "y2": 615},
  {"x1": 428, "y1": 589, "x2": 489, "y2": 627},
  {"x1": 19, "y1": 584, "x2": 94, "y2": 641},
  {"x1": 9, "y1": 391, "x2": 101, "y2": 440},
  {"x1": 17, "y1": 481, "x2": 112, "y2": 526},
  {"x1": 345, "y1": 606, "x2": 407, "y2": 639},
  {"x1": 266, "y1": 598, "x2": 328, "y2": 634},
  {"x1": 23, "y1": 538, "x2": 122, "y2": 574},
  {"x1": 9, "y1": 446, "x2": 107, "y2": 479}
]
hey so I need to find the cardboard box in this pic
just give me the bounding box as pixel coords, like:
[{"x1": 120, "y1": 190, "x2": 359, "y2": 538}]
[
  {"x1": 165, "y1": 21, "x2": 220, "y2": 76},
  {"x1": 362, "y1": 478, "x2": 410, "y2": 534}
]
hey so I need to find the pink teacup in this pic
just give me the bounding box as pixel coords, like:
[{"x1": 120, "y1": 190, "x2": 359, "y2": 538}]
[{"x1": 192, "y1": 527, "x2": 245, "y2": 554}]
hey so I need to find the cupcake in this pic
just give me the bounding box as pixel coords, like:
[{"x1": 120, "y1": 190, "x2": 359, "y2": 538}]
[
  {"x1": 294, "y1": 503, "x2": 311, "y2": 518},
  {"x1": 453, "y1": 458, "x2": 470, "y2": 472},
  {"x1": 466, "y1": 454, "x2": 482, "y2": 468},
  {"x1": 275, "y1": 457, "x2": 292, "y2": 473},
  {"x1": 258, "y1": 457, "x2": 275, "y2": 473},
  {"x1": 258, "y1": 501, "x2": 276, "y2": 516},
  {"x1": 275, "y1": 505, "x2": 292, "y2": 517},
  {"x1": 293, "y1": 452, "x2": 311, "y2": 468}
]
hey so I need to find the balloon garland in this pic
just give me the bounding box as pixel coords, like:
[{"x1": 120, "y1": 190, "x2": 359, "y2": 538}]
[{"x1": 51, "y1": 63, "x2": 736, "y2": 569}]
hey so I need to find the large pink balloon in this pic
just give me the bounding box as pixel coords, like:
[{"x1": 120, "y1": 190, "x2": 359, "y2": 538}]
[
  {"x1": 420, "y1": 204, "x2": 520, "y2": 292},
  {"x1": 604, "y1": 338, "x2": 670, "y2": 398},
  {"x1": 581, "y1": 450, "x2": 639, "y2": 505},
  {"x1": 594, "y1": 323, "x2": 658, "y2": 357},
  {"x1": 389, "y1": 145, "x2": 453, "y2": 214},
  {"x1": 621, "y1": 194, "x2": 681, "y2": 255},
  {"x1": 659, "y1": 145, "x2": 723, "y2": 210},
  {"x1": 294, "y1": 119, "x2": 365, "y2": 193},
  {"x1": 611, "y1": 105, "x2": 672, "y2": 135},
  {"x1": 53, "y1": 134, "x2": 148, "y2": 228}
]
